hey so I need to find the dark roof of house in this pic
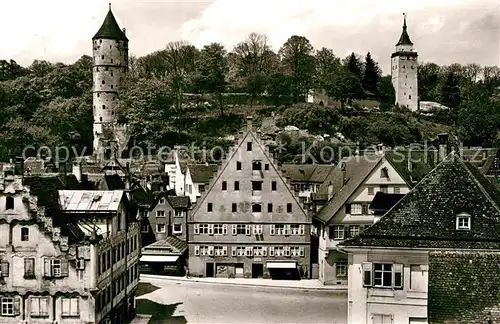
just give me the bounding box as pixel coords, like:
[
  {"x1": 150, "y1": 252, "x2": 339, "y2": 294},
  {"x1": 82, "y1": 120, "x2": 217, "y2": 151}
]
[
  {"x1": 429, "y1": 251, "x2": 500, "y2": 323},
  {"x1": 385, "y1": 149, "x2": 438, "y2": 186},
  {"x1": 167, "y1": 196, "x2": 190, "y2": 209},
  {"x1": 93, "y1": 9, "x2": 128, "y2": 41},
  {"x1": 341, "y1": 153, "x2": 500, "y2": 249},
  {"x1": 104, "y1": 174, "x2": 125, "y2": 190},
  {"x1": 187, "y1": 164, "x2": 218, "y2": 184},
  {"x1": 315, "y1": 154, "x2": 383, "y2": 224},
  {"x1": 396, "y1": 17, "x2": 413, "y2": 46},
  {"x1": 281, "y1": 164, "x2": 337, "y2": 183},
  {"x1": 142, "y1": 236, "x2": 187, "y2": 255},
  {"x1": 23, "y1": 175, "x2": 85, "y2": 243},
  {"x1": 369, "y1": 192, "x2": 405, "y2": 211}
]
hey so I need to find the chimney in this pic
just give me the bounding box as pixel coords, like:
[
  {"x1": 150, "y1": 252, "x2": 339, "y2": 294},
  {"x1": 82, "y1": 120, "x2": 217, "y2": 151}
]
[
  {"x1": 122, "y1": 28, "x2": 126, "y2": 35},
  {"x1": 72, "y1": 160, "x2": 82, "y2": 182},
  {"x1": 14, "y1": 156, "x2": 24, "y2": 177},
  {"x1": 341, "y1": 162, "x2": 347, "y2": 186},
  {"x1": 438, "y1": 133, "x2": 449, "y2": 161},
  {"x1": 247, "y1": 116, "x2": 253, "y2": 130},
  {"x1": 377, "y1": 144, "x2": 384, "y2": 155}
]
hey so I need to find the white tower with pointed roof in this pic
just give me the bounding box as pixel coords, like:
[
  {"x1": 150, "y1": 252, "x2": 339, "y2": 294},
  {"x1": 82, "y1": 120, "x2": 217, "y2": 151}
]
[{"x1": 391, "y1": 14, "x2": 418, "y2": 111}]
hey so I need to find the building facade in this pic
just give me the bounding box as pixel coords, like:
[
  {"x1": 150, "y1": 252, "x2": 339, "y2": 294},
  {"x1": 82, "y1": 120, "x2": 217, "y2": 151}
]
[
  {"x1": 92, "y1": 5, "x2": 129, "y2": 157},
  {"x1": 183, "y1": 164, "x2": 218, "y2": 203},
  {"x1": 188, "y1": 117, "x2": 311, "y2": 279},
  {"x1": 391, "y1": 14, "x2": 418, "y2": 111}
]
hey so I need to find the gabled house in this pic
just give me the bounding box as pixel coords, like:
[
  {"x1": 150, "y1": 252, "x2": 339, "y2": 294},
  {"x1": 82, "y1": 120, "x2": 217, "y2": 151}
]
[
  {"x1": 164, "y1": 150, "x2": 188, "y2": 196},
  {"x1": 339, "y1": 153, "x2": 500, "y2": 324},
  {"x1": 183, "y1": 164, "x2": 218, "y2": 203},
  {"x1": 188, "y1": 117, "x2": 311, "y2": 279},
  {"x1": 314, "y1": 153, "x2": 411, "y2": 285}
]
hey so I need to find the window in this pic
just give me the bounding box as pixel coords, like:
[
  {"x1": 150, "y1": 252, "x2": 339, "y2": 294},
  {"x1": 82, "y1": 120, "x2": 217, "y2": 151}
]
[
  {"x1": 234, "y1": 181, "x2": 239, "y2": 191},
  {"x1": 287, "y1": 203, "x2": 292, "y2": 213},
  {"x1": 274, "y1": 225, "x2": 288, "y2": 235},
  {"x1": 214, "y1": 246, "x2": 227, "y2": 256},
  {"x1": 61, "y1": 297, "x2": 79, "y2": 317},
  {"x1": 21, "y1": 227, "x2": 29, "y2": 241},
  {"x1": 213, "y1": 224, "x2": 224, "y2": 235},
  {"x1": 236, "y1": 225, "x2": 247, "y2": 235},
  {"x1": 101, "y1": 80, "x2": 105, "y2": 85},
  {"x1": 232, "y1": 203, "x2": 237, "y2": 212},
  {"x1": 222, "y1": 181, "x2": 227, "y2": 191},
  {"x1": 330, "y1": 226, "x2": 344, "y2": 240},
  {"x1": 141, "y1": 224, "x2": 149, "y2": 233},
  {"x1": 252, "y1": 160, "x2": 262, "y2": 170},
  {"x1": 30, "y1": 296, "x2": 49, "y2": 317},
  {"x1": 267, "y1": 203, "x2": 273, "y2": 213},
  {"x1": 0, "y1": 297, "x2": 16, "y2": 316},
  {"x1": 156, "y1": 224, "x2": 166, "y2": 233},
  {"x1": 102, "y1": 104, "x2": 106, "y2": 110},
  {"x1": 24, "y1": 258, "x2": 35, "y2": 278},
  {"x1": 271, "y1": 181, "x2": 277, "y2": 191},
  {"x1": 371, "y1": 314, "x2": 393, "y2": 324},
  {"x1": 156, "y1": 210, "x2": 165, "y2": 217},
  {"x1": 368, "y1": 187, "x2": 374, "y2": 195},
  {"x1": 159, "y1": 198, "x2": 166, "y2": 205},
  {"x1": 362, "y1": 204, "x2": 368, "y2": 215},
  {"x1": 252, "y1": 204, "x2": 262, "y2": 213},
  {"x1": 199, "y1": 185, "x2": 206, "y2": 193},
  {"x1": 379, "y1": 185, "x2": 388, "y2": 194},
  {"x1": 350, "y1": 204, "x2": 362, "y2": 215},
  {"x1": 175, "y1": 210, "x2": 183, "y2": 217},
  {"x1": 380, "y1": 167, "x2": 389, "y2": 178},
  {"x1": 456, "y1": 213, "x2": 471, "y2": 230},
  {"x1": 43, "y1": 258, "x2": 67, "y2": 278},
  {"x1": 207, "y1": 203, "x2": 212, "y2": 212},
  {"x1": 252, "y1": 181, "x2": 262, "y2": 194},
  {"x1": 236, "y1": 161, "x2": 242, "y2": 170},
  {"x1": 5, "y1": 196, "x2": 14, "y2": 210},
  {"x1": 247, "y1": 142, "x2": 252, "y2": 151},
  {"x1": 173, "y1": 224, "x2": 182, "y2": 234},
  {"x1": 349, "y1": 225, "x2": 360, "y2": 237},
  {"x1": 409, "y1": 95, "x2": 412, "y2": 99},
  {"x1": 336, "y1": 262, "x2": 347, "y2": 278},
  {"x1": 393, "y1": 187, "x2": 400, "y2": 194},
  {"x1": 290, "y1": 224, "x2": 304, "y2": 235},
  {"x1": 265, "y1": 164, "x2": 269, "y2": 170},
  {"x1": 362, "y1": 263, "x2": 403, "y2": 289}
]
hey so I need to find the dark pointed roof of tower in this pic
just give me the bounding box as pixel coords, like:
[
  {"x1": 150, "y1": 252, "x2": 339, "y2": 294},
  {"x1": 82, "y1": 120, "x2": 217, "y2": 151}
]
[
  {"x1": 396, "y1": 14, "x2": 413, "y2": 46},
  {"x1": 93, "y1": 5, "x2": 128, "y2": 41}
]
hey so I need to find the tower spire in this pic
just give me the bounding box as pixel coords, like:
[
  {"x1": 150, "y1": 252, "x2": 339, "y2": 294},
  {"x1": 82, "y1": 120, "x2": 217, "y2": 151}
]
[
  {"x1": 109, "y1": 1, "x2": 111, "y2": 10},
  {"x1": 403, "y1": 13, "x2": 407, "y2": 28},
  {"x1": 396, "y1": 12, "x2": 413, "y2": 46}
]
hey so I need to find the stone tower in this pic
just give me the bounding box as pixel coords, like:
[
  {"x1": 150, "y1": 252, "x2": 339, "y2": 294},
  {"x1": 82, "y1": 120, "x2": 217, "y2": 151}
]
[
  {"x1": 391, "y1": 14, "x2": 418, "y2": 111},
  {"x1": 92, "y1": 4, "x2": 129, "y2": 158}
]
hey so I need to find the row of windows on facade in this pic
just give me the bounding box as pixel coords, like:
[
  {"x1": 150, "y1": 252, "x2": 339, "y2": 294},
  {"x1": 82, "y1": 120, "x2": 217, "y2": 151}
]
[
  {"x1": 95, "y1": 79, "x2": 119, "y2": 88},
  {"x1": 294, "y1": 183, "x2": 321, "y2": 193},
  {"x1": 95, "y1": 263, "x2": 139, "y2": 312},
  {"x1": 0, "y1": 257, "x2": 73, "y2": 279},
  {"x1": 194, "y1": 224, "x2": 306, "y2": 236},
  {"x1": 0, "y1": 296, "x2": 79, "y2": 317},
  {"x1": 154, "y1": 209, "x2": 184, "y2": 218},
  {"x1": 149, "y1": 223, "x2": 182, "y2": 234},
  {"x1": 97, "y1": 235, "x2": 139, "y2": 277},
  {"x1": 94, "y1": 39, "x2": 126, "y2": 46},
  {"x1": 207, "y1": 202, "x2": 294, "y2": 213},
  {"x1": 93, "y1": 56, "x2": 127, "y2": 66},
  {"x1": 193, "y1": 245, "x2": 306, "y2": 257},
  {"x1": 329, "y1": 225, "x2": 365, "y2": 240},
  {"x1": 219, "y1": 180, "x2": 280, "y2": 192},
  {"x1": 367, "y1": 185, "x2": 400, "y2": 195}
]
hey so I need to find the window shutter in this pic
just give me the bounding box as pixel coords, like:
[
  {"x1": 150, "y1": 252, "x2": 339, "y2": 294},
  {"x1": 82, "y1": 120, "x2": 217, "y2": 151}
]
[
  {"x1": 362, "y1": 262, "x2": 373, "y2": 287},
  {"x1": 284, "y1": 246, "x2": 291, "y2": 257},
  {"x1": 262, "y1": 247, "x2": 267, "y2": 257},
  {"x1": 208, "y1": 246, "x2": 214, "y2": 256},
  {"x1": 299, "y1": 247, "x2": 305, "y2": 257},
  {"x1": 344, "y1": 226, "x2": 350, "y2": 238},
  {"x1": 44, "y1": 258, "x2": 51, "y2": 277},
  {"x1": 1, "y1": 260, "x2": 9, "y2": 277},
  {"x1": 61, "y1": 259, "x2": 69, "y2": 277},
  {"x1": 222, "y1": 224, "x2": 228, "y2": 235},
  {"x1": 346, "y1": 204, "x2": 352, "y2": 214},
  {"x1": 13, "y1": 296, "x2": 21, "y2": 315},
  {"x1": 194, "y1": 224, "x2": 200, "y2": 235},
  {"x1": 232, "y1": 225, "x2": 237, "y2": 235},
  {"x1": 299, "y1": 225, "x2": 305, "y2": 235},
  {"x1": 362, "y1": 204, "x2": 368, "y2": 215},
  {"x1": 269, "y1": 247, "x2": 275, "y2": 256},
  {"x1": 194, "y1": 246, "x2": 200, "y2": 256},
  {"x1": 71, "y1": 298, "x2": 79, "y2": 316},
  {"x1": 270, "y1": 225, "x2": 275, "y2": 235},
  {"x1": 246, "y1": 225, "x2": 251, "y2": 236},
  {"x1": 231, "y1": 246, "x2": 237, "y2": 257},
  {"x1": 393, "y1": 264, "x2": 403, "y2": 289},
  {"x1": 208, "y1": 224, "x2": 214, "y2": 235},
  {"x1": 222, "y1": 246, "x2": 228, "y2": 256},
  {"x1": 359, "y1": 225, "x2": 365, "y2": 233}
]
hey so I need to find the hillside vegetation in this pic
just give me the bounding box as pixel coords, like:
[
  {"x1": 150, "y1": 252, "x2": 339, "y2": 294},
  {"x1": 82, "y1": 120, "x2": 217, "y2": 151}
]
[{"x1": 0, "y1": 33, "x2": 499, "y2": 163}]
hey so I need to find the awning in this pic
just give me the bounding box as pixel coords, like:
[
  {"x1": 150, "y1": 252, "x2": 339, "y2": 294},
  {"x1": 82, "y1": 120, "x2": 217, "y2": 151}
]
[
  {"x1": 140, "y1": 255, "x2": 179, "y2": 263},
  {"x1": 266, "y1": 261, "x2": 296, "y2": 269}
]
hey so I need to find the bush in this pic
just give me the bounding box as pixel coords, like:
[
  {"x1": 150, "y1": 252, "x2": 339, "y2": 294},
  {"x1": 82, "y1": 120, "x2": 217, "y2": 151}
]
[{"x1": 276, "y1": 103, "x2": 341, "y2": 134}]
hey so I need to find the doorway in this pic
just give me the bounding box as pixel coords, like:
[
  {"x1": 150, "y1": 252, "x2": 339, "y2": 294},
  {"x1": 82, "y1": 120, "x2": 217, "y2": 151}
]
[
  {"x1": 206, "y1": 262, "x2": 214, "y2": 277},
  {"x1": 252, "y1": 264, "x2": 264, "y2": 278}
]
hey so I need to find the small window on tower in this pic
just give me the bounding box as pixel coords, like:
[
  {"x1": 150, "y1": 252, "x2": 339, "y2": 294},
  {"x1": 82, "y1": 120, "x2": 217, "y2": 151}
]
[
  {"x1": 102, "y1": 80, "x2": 105, "y2": 85},
  {"x1": 102, "y1": 105, "x2": 106, "y2": 109},
  {"x1": 99, "y1": 39, "x2": 102, "y2": 44},
  {"x1": 111, "y1": 85, "x2": 114, "y2": 89},
  {"x1": 96, "y1": 67, "x2": 99, "y2": 72},
  {"x1": 111, "y1": 59, "x2": 114, "y2": 64},
  {"x1": 101, "y1": 55, "x2": 104, "y2": 60},
  {"x1": 100, "y1": 117, "x2": 103, "y2": 122},
  {"x1": 409, "y1": 95, "x2": 412, "y2": 99},
  {"x1": 105, "y1": 67, "x2": 109, "y2": 71},
  {"x1": 97, "y1": 93, "x2": 100, "y2": 98}
]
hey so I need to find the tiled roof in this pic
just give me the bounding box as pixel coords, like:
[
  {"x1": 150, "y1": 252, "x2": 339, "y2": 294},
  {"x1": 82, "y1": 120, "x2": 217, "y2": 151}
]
[
  {"x1": 167, "y1": 196, "x2": 190, "y2": 209},
  {"x1": 385, "y1": 149, "x2": 438, "y2": 186},
  {"x1": 93, "y1": 9, "x2": 128, "y2": 41},
  {"x1": 281, "y1": 164, "x2": 337, "y2": 183},
  {"x1": 187, "y1": 164, "x2": 218, "y2": 184},
  {"x1": 369, "y1": 192, "x2": 405, "y2": 213},
  {"x1": 396, "y1": 17, "x2": 413, "y2": 46},
  {"x1": 429, "y1": 251, "x2": 500, "y2": 323},
  {"x1": 315, "y1": 154, "x2": 383, "y2": 224},
  {"x1": 142, "y1": 236, "x2": 187, "y2": 255},
  {"x1": 59, "y1": 190, "x2": 124, "y2": 212},
  {"x1": 103, "y1": 174, "x2": 125, "y2": 190},
  {"x1": 341, "y1": 153, "x2": 500, "y2": 249}
]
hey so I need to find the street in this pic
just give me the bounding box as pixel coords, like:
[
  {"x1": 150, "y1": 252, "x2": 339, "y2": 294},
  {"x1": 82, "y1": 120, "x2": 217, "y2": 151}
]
[{"x1": 137, "y1": 277, "x2": 347, "y2": 324}]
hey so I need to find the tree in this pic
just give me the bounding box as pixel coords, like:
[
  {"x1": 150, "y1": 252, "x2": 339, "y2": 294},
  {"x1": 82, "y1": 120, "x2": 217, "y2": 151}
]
[
  {"x1": 362, "y1": 52, "x2": 381, "y2": 96},
  {"x1": 377, "y1": 75, "x2": 395, "y2": 111},
  {"x1": 440, "y1": 70, "x2": 461, "y2": 109},
  {"x1": 266, "y1": 72, "x2": 292, "y2": 106},
  {"x1": 314, "y1": 47, "x2": 341, "y2": 90},
  {"x1": 194, "y1": 42, "x2": 228, "y2": 116},
  {"x1": 278, "y1": 35, "x2": 316, "y2": 102},
  {"x1": 345, "y1": 53, "x2": 363, "y2": 81},
  {"x1": 418, "y1": 62, "x2": 442, "y2": 102},
  {"x1": 232, "y1": 33, "x2": 275, "y2": 106},
  {"x1": 324, "y1": 67, "x2": 363, "y2": 109}
]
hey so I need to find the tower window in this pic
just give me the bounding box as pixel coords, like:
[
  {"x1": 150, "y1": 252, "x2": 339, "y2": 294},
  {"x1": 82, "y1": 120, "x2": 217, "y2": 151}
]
[
  {"x1": 99, "y1": 39, "x2": 102, "y2": 44},
  {"x1": 111, "y1": 59, "x2": 114, "y2": 64},
  {"x1": 97, "y1": 93, "x2": 100, "y2": 98},
  {"x1": 100, "y1": 117, "x2": 103, "y2": 122},
  {"x1": 247, "y1": 142, "x2": 252, "y2": 151},
  {"x1": 102, "y1": 105, "x2": 106, "y2": 109},
  {"x1": 105, "y1": 67, "x2": 109, "y2": 71},
  {"x1": 6, "y1": 196, "x2": 14, "y2": 210},
  {"x1": 111, "y1": 72, "x2": 113, "y2": 77},
  {"x1": 111, "y1": 85, "x2": 114, "y2": 89},
  {"x1": 409, "y1": 95, "x2": 412, "y2": 99},
  {"x1": 21, "y1": 227, "x2": 29, "y2": 241},
  {"x1": 101, "y1": 55, "x2": 104, "y2": 60},
  {"x1": 96, "y1": 67, "x2": 99, "y2": 72}
]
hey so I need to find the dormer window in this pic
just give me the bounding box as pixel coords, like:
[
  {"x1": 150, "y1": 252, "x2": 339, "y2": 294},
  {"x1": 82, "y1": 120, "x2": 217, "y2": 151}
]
[
  {"x1": 6, "y1": 196, "x2": 14, "y2": 210},
  {"x1": 380, "y1": 167, "x2": 389, "y2": 179},
  {"x1": 456, "y1": 213, "x2": 471, "y2": 230}
]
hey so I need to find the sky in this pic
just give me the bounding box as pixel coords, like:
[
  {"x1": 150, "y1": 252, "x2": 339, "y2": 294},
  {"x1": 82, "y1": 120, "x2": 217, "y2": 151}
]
[{"x1": 0, "y1": 0, "x2": 498, "y2": 74}]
